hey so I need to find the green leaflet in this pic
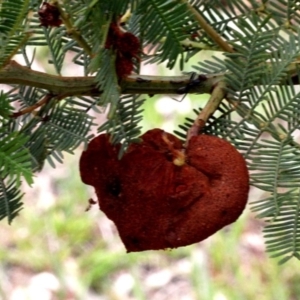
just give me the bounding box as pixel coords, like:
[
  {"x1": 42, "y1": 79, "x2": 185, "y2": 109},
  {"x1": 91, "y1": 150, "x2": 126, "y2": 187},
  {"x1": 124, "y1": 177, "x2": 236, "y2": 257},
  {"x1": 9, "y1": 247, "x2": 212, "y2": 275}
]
[
  {"x1": 135, "y1": 0, "x2": 195, "y2": 69},
  {"x1": 174, "y1": 101, "x2": 242, "y2": 142},
  {"x1": 93, "y1": 49, "x2": 120, "y2": 112},
  {"x1": 0, "y1": 130, "x2": 33, "y2": 185},
  {"x1": 0, "y1": 177, "x2": 23, "y2": 224},
  {"x1": 42, "y1": 26, "x2": 66, "y2": 75},
  {"x1": 98, "y1": 94, "x2": 145, "y2": 158},
  {"x1": 0, "y1": 92, "x2": 13, "y2": 119},
  {"x1": 33, "y1": 102, "x2": 96, "y2": 167},
  {"x1": 263, "y1": 190, "x2": 300, "y2": 265},
  {"x1": 0, "y1": 0, "x2": 30, "y2": 67}
]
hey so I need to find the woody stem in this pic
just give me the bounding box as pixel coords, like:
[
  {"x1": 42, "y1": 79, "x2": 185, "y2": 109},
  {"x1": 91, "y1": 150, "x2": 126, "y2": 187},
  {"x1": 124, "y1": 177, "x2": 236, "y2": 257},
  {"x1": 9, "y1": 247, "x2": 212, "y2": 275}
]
[
  {"x1": 186, "y1": 82, "x2": 227, "y2": 142},
  {"x1": 1, "y1": 60, "x2": 224, "y2": 97}
]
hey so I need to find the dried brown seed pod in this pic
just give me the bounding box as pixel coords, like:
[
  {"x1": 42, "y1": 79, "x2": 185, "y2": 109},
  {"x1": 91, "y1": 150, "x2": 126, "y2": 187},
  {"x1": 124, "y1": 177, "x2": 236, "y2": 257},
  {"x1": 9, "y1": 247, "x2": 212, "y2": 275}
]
[{"x1": 80, "y1": 129, "x2": 249, "y2": 252}]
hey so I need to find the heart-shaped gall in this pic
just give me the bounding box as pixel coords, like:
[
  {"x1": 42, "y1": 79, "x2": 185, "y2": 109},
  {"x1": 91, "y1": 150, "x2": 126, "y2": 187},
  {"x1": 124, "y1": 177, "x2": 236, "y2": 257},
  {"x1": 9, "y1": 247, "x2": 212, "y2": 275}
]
[{"x1": 79, "y1": 129, "x2": 249, "y2": 252}]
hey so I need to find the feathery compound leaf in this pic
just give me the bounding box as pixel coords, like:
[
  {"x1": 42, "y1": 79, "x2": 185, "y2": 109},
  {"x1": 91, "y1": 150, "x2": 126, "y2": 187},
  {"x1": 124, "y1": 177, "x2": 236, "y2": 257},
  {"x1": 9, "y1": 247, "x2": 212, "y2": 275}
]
[
  {"x1": 98, "y1": 94, "x2": 145, "y2": 158},
  {"x1": 225, "y1": 20, "x2": 300, "y2": 104},
  {"x1": 7, "y1": 86, "x2": 47, "y2": 111},
  {"x1": 93, "y1": 0, "x2": 134, "y2": 15},
  {"x1": 0, "y1": 92, "x2": 13, "y2": 119},
  {"x1": 42, "y1": 26, "x2": 66, "y2": 74},
  {"x1": 263, "y1": 190, "x2": 300, "y2": 264},
  {"x1": 174, "y1": 102, "x2": 240, "y2": 142},
  {"x1": 0, "y1": 177, "x2": 23, "y2": 224},
  {"x1": 93, "y1": 49, "x2": 121, "y2": 112},
  {"x1": 248, "y1": 136, "x2": 300, "y2": 262},
  {"x1": 35, "y1": 102, "x2": 95, "y2": 166},
  {"x1": 249, "y1": 138, "x2": 300, "y2": 193},
  {"x1": 186, "y1": 8, "x2": 300, "y2": 263},
  {"x1": 136, "y1": 0, "x2": 194, "y2": 69},
  {"x1": 194, "y1": 56, "x2": 227, "y2": 74},
  {"x1": 189, "y1": 1, "x2": 243, "y2": 47},
  {"x1": 266, "y1": 0, "x2": 300, "y2": 27},
  {"x1": 0, "y1": 129, "x2": 33, "y2": 185},
  {"x1": 25, "y1": 127, "x2": 47, "y2": 172},
  {"x1": 0, "y1": 0, "x2": 30, "y2": 67}
]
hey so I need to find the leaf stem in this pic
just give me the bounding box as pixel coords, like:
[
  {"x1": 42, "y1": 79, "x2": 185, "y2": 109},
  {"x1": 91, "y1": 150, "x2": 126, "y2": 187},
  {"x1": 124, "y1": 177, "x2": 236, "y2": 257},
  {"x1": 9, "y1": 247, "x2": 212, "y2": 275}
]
[
  {"x1": 184, "y1": 1, "x2": 234, "y2": 53},
  {"x1": 11, "y1": 93, "x2": 54, "y2": 118},
  {"x1": 53, "y1": 1, "x2": 93, "y2": 57},
  {"x1": 179, "y1": 38, "x2": 219, "y2": 51}
]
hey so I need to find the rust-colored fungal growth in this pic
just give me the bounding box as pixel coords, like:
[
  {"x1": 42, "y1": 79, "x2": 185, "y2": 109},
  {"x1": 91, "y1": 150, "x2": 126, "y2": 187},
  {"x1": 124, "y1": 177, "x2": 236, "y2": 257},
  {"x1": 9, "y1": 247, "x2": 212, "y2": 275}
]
[
  {"x1": 38, "y1": 2, "x2": 62, "y2": 28},
  {"x1": 80, "y1": 129, "x2": 249, "y2": 252},
  {"x1": 105, "y1": 22, "x2": 140, "y2": 78}
]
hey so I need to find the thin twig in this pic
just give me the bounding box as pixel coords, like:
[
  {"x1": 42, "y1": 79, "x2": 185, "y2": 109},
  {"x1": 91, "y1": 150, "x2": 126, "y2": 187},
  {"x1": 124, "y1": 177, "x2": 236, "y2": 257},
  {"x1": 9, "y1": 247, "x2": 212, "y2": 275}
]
[
  {"x1": 53, "y1": 1, "x2": 93, "y2": 57},
  {"x1": 184, "y1": 1, "x2": 234, "y2": 53},
  {"x1": 11, "y1": 93, "x2": 54, "y2": 118},
  {"x1": 180, "y1": 38, "x2": 218, "y2": 51}
]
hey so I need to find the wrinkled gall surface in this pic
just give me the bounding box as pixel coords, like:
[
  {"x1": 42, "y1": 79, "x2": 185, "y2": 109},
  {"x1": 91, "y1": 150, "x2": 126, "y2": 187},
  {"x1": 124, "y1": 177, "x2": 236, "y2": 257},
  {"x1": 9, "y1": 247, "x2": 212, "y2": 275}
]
[{"x1": 80, "y1": 129, "x2": 249, "y2": 252}]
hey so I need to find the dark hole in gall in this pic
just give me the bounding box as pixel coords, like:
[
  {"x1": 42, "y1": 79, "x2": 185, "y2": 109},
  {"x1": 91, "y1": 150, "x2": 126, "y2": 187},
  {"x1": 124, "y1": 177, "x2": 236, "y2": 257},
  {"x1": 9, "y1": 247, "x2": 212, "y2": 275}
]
[
  {"x1": 106, "y1": 177, "x2": 121, "y2": 197},
  {"x1": 221, "y1": 210, "x2": 228, "y2": 216},
  {"x1": 166, "y1": 152, "x2": 175, "y2": 162},
  {"x1": 126, "y1": 236, "x2": 141, "y2": 250}
]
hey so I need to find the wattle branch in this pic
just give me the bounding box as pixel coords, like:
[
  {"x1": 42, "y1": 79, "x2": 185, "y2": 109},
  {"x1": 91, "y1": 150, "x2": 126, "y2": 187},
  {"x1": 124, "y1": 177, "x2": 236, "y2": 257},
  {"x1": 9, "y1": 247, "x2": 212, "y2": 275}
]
[
  {"x1": 2, "y1": 61, "x2": 298, "y2": 98},
  {"x1": 3, "y1": 60, "x2": 300, "y2": 138},
  {"x1": 0, "y1": 60, "x2": 223, "y2": 97}
]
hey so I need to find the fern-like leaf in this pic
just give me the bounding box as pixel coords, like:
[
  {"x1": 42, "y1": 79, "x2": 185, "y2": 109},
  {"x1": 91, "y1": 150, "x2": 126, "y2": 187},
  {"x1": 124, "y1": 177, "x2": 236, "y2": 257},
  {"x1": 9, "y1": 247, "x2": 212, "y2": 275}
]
[
  {"x1": 174, "y1": 101, "x2": 240, "y2": 141},
  {"x1": 0, "y1": 91, "x2": 13, "y2": 119},
  {"x1": 0, "y1": 177, "x2": 23, "y2": 224},
  {"x1": 264, "y1": 190, "x2": 300, "y2": 264},
  {"x1": 42, "y1": 26, "x2": 66, "y2": 74},
  {"x1": 35, "y1": 102, "x2": 95, "y2": 166},
  {"x1": 98, "y1": 94, "x2": 145, "y2": 158},
  {"x1": 0, "y1": 129, "x2": 33, "y2": 185},
  {"x1": 136, "y1": 0, "x2": 195, "y2": 69},
  {"x1": 92, "y1": 49, "x2": 121, "y2": 113},
  {"x1": 0, "y1": 0, "x2": 30, "y2": 67}
]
